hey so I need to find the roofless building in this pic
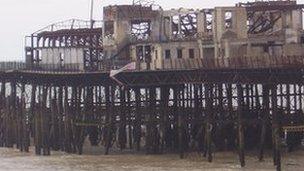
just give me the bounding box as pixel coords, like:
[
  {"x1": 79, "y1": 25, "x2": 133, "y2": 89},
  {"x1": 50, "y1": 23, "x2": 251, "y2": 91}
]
[
  {"x1": 25, "y1": 0, "x2": 304, "y2": 71},
  {"x1": 1, "y1": 1, "x2": 304, "y2": 171}
]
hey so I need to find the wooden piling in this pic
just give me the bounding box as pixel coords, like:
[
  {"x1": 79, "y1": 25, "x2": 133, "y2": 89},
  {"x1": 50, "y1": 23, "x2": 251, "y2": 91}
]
[
  {"x1": 259, "y1": 84, "x2": 270, "y2": 161},
  {"x1": 271, "y1": 84, "x2": 281, "y2": 171},
  {"x1": 118, "y1": 87, "x2": 127, "y2": 150},
  {"x1": 236, "y1": 84, "x2": 245, "y2": 167},
  {"x1": 134, "y1": 87, "x2": 141, "y2": 151},
  {"x1": 205, "y1": 84, "x2": 213, "y2": 162},
  {"x1": 64, "y1": 86, "x2": 72, "y2": 153}
]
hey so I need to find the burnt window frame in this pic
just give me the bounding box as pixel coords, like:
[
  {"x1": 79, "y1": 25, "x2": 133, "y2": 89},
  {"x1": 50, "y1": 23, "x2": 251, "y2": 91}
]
[
  {"x1": 204, "y1": 10, "x2": 213, "y2": 33},
  {"x1": 165, "y1": 49, "x2": 171, "y2": 59},
  {"x1": 225, "y1": 11, "x2": 233, "y2": 29},
  {"x1": 177, "y1": 49, "x2": 183, "y2": 59},
  {"x1": 104, "y1": 20, "x2": 115, "y2": 37},
  {"x1": 189, "y1": 49, "x2": 195, "y2": 59},
  {"x1": 136, "y1": 45, "x2": 152, "y2": 62},
  {"x1": 131, "y1": 19, "x2": 152, "y2": 40}
]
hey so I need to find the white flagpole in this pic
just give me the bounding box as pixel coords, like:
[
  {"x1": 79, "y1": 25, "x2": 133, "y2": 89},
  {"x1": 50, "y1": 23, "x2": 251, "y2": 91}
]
[{"x1": 90, "y1": 0, "x2": 94, "y2": 28}]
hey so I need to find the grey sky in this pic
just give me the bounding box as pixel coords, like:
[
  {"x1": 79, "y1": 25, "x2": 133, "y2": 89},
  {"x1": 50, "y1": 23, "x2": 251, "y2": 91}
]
[{"x1": 0, "y1": 0, "x2": 303, "y2": 61}]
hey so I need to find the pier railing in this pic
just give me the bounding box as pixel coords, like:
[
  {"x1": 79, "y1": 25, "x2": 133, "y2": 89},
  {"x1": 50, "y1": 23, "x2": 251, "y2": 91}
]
[
  {"x1": 0, "y1": 62, "x2": 26, "y2": 71},
  {"x1": 0, "y1": 55, "x2": 304, "y2": 73},
  {"x1": 139, "y1": 55, "x2": 304, "y2": 71}
]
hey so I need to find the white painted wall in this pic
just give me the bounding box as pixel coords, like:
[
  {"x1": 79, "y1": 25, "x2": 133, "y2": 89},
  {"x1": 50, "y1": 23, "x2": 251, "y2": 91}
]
[
  {"x1": 40, "y1": 47, "x2": 84, "y2": 70},
  {"x1": 41, "y1": 48, "x2": 84, "y2": 64}
]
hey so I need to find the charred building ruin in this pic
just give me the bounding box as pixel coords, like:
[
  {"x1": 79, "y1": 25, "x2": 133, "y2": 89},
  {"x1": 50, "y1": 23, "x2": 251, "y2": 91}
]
[
  {"x1": 26, "y1": 0, "x2": 304, "y2": 71},
  {"x1": 1, "y1": 1, "x2": 304, "y2": 171}
]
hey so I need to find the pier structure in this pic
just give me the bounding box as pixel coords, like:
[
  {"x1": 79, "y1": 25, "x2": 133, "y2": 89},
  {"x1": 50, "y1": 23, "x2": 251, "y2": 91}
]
[{"x1": 1, "y1": 1, "x2": 304, "y2": 171}]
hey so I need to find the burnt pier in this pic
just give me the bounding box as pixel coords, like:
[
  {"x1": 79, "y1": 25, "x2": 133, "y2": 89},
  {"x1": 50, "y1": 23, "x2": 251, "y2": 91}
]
[
  {"x1": 0, "y1": 58, "x2": 304, "y2": 171},
  {"x1": 2, "y1": 1, "x2": 304, "y2": 170}
]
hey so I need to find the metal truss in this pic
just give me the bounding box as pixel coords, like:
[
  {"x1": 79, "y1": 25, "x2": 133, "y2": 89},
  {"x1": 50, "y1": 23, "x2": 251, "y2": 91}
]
[{"x1": 25, "y1": 19, "x2": 103, "y2": 71}]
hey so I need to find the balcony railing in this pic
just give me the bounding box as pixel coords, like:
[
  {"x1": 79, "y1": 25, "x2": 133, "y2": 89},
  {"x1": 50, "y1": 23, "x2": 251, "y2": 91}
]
[
  {"x1": 138, "y1": 55, "x2": 304, "y2": 71},
  {"x1": 0, "y1": 62, "x2": 26, "y2": 71},
  {"x1": 0, "y1": 56, "x2": 304, "y2": 73}
]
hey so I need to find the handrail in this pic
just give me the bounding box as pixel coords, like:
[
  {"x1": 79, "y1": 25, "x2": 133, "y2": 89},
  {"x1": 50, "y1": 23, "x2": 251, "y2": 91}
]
[{"x1": 0, "y1": 55, "x2": 304, "y2": 73}]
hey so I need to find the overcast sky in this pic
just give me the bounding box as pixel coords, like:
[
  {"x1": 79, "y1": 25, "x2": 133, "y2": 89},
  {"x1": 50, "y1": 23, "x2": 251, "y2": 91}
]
[{"x1": 0, "y1": 0, "x2": 303, "y2": 61}]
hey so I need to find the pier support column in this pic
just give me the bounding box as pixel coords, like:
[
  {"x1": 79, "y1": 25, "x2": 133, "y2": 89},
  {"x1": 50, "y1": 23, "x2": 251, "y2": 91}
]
[
  {"x1": 134, "y1": 87, "x2": 141, "y2": 151},
  {"x1": 76, "y1": 86, "x2": 85, "y2": 154},
  {"x1": 118, "y1": 87, "x2": 127, "y2": 150},
  {"x1": 126, "y1": 89, "x2": 133, "y2": 149},
  {"x1": 146, "y1": 87, "x2": 158, "y2": 154},
  {"x1": 0, "y1": 81, "x2": 6, "y2": 147},
  {"x1": 57, "y1": 86, "x2": 65, "y2": 151},
  {"x1": 21, "y1": 83, "x2": 30, "y2": 152},
  {"x1": 64, "y1": 86, "x2": 72, "y2": 153},
  {"x1": 237, "y1": 84, "x2": 245, "y2": 167},
  {"x1": 271, "y1": 84, "x2": 281, "y2": 171},
  {"x1": 7, "y1": 81, "x2": 17, "y2": 148},
  {"x1": 177, "y1": 85, "x2": 185, "y2": 159},
  {"x1": 159, "y1": 86, "x2": 169, "y2": 153},
  {"x1": 205, "y1": 84, "x2": 213, "y2": 162},
  {"x1": 105, "y1": 85, "x2": 114, "y2": 155},
  {"x1": 259, "y1": 84, "x2": 270, "y2": 161},
  {"x1": 50, "y1": 86, "x2": 60, "y2": 151},
  {"x1": 41, "y1": 86, "x2": 50, "y2": 155}
]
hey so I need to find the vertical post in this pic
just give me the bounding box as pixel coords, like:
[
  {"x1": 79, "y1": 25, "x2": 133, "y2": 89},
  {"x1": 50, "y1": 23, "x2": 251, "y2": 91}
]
[
  {"x1": 118, "y1": 87, "x2": 127, "y2": 150},
  {"x1": 34, "y1": 86, "x2": 42, "y2": 155},
  {"x1": 134, "y1": 87, "x2": 141, "y2": 151},
  {"x1": 8, "y1": 81, "x2": 17, "y2": 148},
  {"x1": 178, "y1": 86, "x2": 185, "y2": 159},
  {"x1": 0, "y1": 81, "x2": 5, "y2": 147},
  {"x1": 299, "y1": 85, "x2": 302, "y2": 110},
  {"x1": 173, "y1": 87, "x2": 179, "y2": 150},
  {"x1": 237, "y1": 84, "x2": 245, "y2": 167},
  {"x1": 41, "y1": 86, "x2": 50, "y2": 155},
  {"x1": 294, "y1": 84, "x2": 297, "y2": 111},
  {"x1": 286, "y1": 84, "x2": 290, "y2": 114},
  {"x1": 77, "y1": 86, "x2": 85, "y2": 154},
  {"x1": 146, "y1": 88, "x2": 152, "y2": 154},
  {"x1": 205, "y1": 84, "x2": 213, "y2": 162},
  {"x1": 150, "y1": 87, "x2": 158, "y2": 153},
  {"x1": 226, "y1": 84, "x2": 233, "y2": 116},
  {"x1": 271, "y1": 84, "x2": 281, "y2": 171},
  {"x1": 64, "y1": 86, "x2": 72, "y2": 153},
  {"x1": 21, "y1": 83, "x2": 30, "y2": 152},
  {"x1": 51, "y1": 86, "x2": 60, "y2": 151},
  {"x1": 16, "y1": 83, "x2": 22, "y2": 151},
  {"x1": 259, "y1": 84, "x2": 270, "y2": 161},
  {"x1": 255, "y1": 84, "x2": 261, "y2": 109},
  {"x1": 58, "y1": 86, "x2": 64, "y2": 151},
  {"x1": 71, "y1": 86, "x2": 77, "y2": 153},
  {"x1": 104, "y1": 85, "x2": 111, "y2": 155},
  {"x1": 245, "y1": 84, "x2": 250, "y2": 109},
  {"x1": 193, "y1": 84, "x2": 202, "y2": 153},
  {"x1": 87, "y1": 86, "x2": 98, "y2": 146},
  {"x1": 160, "y1": 86, "x2": 169, "y2": 153},
  {"x1": 126, "y1": 89, "x2": 133, "y2": 149}
]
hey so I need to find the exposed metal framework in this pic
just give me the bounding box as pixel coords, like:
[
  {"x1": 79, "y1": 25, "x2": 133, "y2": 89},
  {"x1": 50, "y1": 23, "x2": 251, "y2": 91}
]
[
  {"x1": 4, "y1": 2, "x2": 304, "y2": 171},
  {"x1": 25, "y1": 19, "x2": 103, "y2": 71},
  {"x1": 240, "y1": 1, "x2": 304, "y2": 34},
  {"x1": 247, "y1": 9, "x2": 282, "y2": 34},
  {"x1": 131, "y1": 19, "x2": 151, "y2": 40}
]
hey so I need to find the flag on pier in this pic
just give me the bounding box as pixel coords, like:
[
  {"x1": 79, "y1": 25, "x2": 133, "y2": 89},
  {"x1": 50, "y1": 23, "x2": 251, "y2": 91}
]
[
  {"x1": 110, "y1": 62, "x2": 136, "y2": 85},
  {"x1": 110, "y1": 62, "x2": 136, "y2": 77}
]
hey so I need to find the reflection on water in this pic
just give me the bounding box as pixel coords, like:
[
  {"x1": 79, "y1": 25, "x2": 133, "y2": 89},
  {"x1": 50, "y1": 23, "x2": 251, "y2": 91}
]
[{"x1": 0, "y1": 145, "x2": 303, "y2": 171}]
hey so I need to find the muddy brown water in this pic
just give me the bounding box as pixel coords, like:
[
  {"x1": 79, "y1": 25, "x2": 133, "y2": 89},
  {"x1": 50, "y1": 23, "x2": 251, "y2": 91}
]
[{"x1": 0, "y1": 146, "x2": 303, "y2": 171}]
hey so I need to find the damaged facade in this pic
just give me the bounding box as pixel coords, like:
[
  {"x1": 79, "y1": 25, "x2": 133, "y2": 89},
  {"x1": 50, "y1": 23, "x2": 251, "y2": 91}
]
[
  {"x1": 26, "y1": 0, "x2": 304, "y2": 71},
  {"x1": 103, "y1": 0, "x2": 304, "y2": 70}
]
